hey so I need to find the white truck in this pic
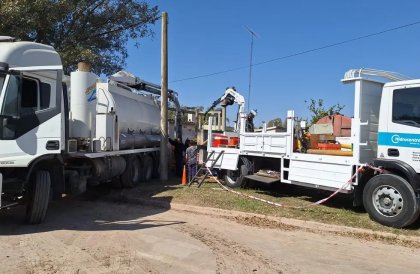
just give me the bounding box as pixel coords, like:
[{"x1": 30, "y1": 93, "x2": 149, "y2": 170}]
[
  {"x1": 206, "y1": 69, "x2": 420, "y2": 228},
  {"x1": 0, "y1": 37, "x2": 177, "y2": 223}
]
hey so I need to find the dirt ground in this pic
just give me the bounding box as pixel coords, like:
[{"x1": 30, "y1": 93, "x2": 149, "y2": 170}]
[{"x1": 1, "y1": 192, "x2": 420, "y2": 274}]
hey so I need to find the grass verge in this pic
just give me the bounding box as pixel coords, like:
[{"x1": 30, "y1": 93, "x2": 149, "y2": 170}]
[{"x1": 127, "y1": 177, "x2": 420, "y2": 237}]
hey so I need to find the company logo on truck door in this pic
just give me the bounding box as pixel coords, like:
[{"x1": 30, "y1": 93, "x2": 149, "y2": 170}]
[
  {"x1": 379, "y1": 132, "x2": 420, "y2": 148},
  {"x1": 85, "y1": 83, "x2": 97, "y2": 102}
]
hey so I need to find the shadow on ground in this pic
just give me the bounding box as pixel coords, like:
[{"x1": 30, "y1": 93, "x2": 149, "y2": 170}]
[{"x1": 0, "y1": 178, "x2": 184, "y2": 236}]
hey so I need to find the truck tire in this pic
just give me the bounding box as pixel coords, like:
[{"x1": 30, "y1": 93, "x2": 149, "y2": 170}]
[
  {"x1": 26, "y1": 170, "x2": 51, "y2": 224},
  {"x1": 121, "y1": 156, "x2": 141, "y2": 188},
  {"x1": 141, "y1": 155, "x2": 153, "y2": 182},
  {"x1": 224, "y1": 158, "x2": 250, "y2": 188},
  {"x1": 363, "y1": 174, "x2": 420, "y2": 228}
]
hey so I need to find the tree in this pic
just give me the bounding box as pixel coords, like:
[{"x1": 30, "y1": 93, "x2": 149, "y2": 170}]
[
  {"x1": 267, "y1": 118, "x2": 283, "y2": 128},
  {"x1": 306, "y1": 99, "x2": 344, "y2": 125},
  {"x1": 0, "y1": 0, "x2": 159, "y2": 75}
]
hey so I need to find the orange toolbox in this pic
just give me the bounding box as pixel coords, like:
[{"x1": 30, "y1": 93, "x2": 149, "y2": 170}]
[{"x1": 317, "y1": 143, "x2": 341, "y2": 150}]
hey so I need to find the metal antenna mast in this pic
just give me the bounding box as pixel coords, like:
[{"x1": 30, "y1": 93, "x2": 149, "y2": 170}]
[{"x1": 244, "y1": 26, "x2": 258, "y2": 112}]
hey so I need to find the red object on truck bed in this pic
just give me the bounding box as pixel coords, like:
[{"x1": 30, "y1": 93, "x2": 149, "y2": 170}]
[
  {"x1": 213, "y1": 134, "x2": 229, "y2": 147},
  {"x1": 317, "y1": 143, "x2": 341, "y2": 150}
]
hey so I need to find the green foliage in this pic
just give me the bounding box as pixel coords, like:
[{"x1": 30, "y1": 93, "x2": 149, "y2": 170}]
[
  {"x1": 0, "y1": 0, "x2": 159, "y2": 75},
  {"x1": 267, "y1": 118, "x2": 283, "y2": 128},
  {"x1": 306, "y1": 99, "x2": 345, "y2": 125}
]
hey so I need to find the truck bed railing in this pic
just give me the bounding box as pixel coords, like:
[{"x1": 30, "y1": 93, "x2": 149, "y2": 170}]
[{"x1": 342, "y1": 68, "x2": 412, "y2": 83}]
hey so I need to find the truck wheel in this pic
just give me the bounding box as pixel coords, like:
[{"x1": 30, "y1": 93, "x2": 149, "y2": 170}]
[
  {"x1": 25, "y1": 170, "x2": 51, "y2": 224},
  {"x1": 121, "y1": 156, "x2": 141, "y2": 188},
  {"x1": 224, "y1": 164, "x2": 249, "y2": 188},
  {"x1": 363, "y1": 174, "x2": 420, "y2": 228},
  {"x1": 141, "y1": 155, "x2": 153, "y2": 182}
]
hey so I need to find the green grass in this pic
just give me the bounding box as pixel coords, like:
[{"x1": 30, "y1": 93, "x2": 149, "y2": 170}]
[{"x1": 131, "y1": 177, "x2": 420, "y2": 237}]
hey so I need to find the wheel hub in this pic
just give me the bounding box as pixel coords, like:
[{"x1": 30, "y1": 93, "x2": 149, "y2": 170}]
[
  {"x1": 373, "y1": 185, "x2": 403, "y2": 217},
  {"x1": 226, "y1": 170, "x2": 239, "y2": 184}
]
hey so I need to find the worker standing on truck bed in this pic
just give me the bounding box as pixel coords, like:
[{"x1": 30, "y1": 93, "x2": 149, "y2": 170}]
[
  {"x1": 169, "y1": 138, "x2": 185, "y2": 176},
  {"x1": 245, "y1": 109, "x2": 257, "y2": 132}
]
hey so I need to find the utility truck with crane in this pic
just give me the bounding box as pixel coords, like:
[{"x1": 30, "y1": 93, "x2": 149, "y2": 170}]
[
  {"x1": 205, "y1": 69, "x2": 420, "y2": 228},
  {"x1": 0, "y1": 37, "x2": 181, "y2": 223}
]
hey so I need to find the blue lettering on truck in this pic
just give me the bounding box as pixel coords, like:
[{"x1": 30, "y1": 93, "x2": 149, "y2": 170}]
[{"x1": 378, "y1": 132, "x2": 420, "y2": 148}]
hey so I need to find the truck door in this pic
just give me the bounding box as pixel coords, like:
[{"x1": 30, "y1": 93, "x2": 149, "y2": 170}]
[
  {"x1": 0, "y1": 71, "x2": 62, "y2": 167},
  {"x1": 378, "y1": 85, "x2": 420, "y2": 173}
]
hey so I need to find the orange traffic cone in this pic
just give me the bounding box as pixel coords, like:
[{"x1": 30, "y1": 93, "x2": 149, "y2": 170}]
[{"x1": 181, "y1": 165, "x2": 187, "y2": 186}]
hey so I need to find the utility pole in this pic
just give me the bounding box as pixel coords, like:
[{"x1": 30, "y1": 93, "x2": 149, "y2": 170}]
[
  {"x1": 245, "y1": 26, "x2": 258, "y2": 112},
  {"x1": 221, "y1": 106, "x2": 227, "y2": 132},
  {"x1": 160, "y1": 12, "x2": 168, "y2": 181}
]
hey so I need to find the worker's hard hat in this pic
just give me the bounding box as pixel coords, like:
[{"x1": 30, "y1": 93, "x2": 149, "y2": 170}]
[{"x1": 250, "y1": 109, "x2": 257, "y2": 116}]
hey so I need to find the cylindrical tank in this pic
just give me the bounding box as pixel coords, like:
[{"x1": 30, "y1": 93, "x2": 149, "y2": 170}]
[
  {"x1": 70, "y1": 63, "x2": 98, "y2": 138},
  {"x1": 107, "y1": 87, "x2": 161, "y2": 149},
  {"x1": 112, "y1": 91, "x2": 160, "y2": 134}
]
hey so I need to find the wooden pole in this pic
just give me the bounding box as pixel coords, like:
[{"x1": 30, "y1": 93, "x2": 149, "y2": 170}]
[
  {"x1": 160, "y1": 12, "x2": 168, "y2": 181},
  {"x1": 221, "y1": 106, "x2": 227, "y2": 132}
]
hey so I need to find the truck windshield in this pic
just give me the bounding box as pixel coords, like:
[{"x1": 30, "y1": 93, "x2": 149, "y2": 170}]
[{"x1": 393, "y1": 87, "x2": 420, "y2": 128}]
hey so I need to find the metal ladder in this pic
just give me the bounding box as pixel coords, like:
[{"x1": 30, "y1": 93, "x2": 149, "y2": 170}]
[{"x1": 187, "y1": 150, "x2": 225, "y2": 188}]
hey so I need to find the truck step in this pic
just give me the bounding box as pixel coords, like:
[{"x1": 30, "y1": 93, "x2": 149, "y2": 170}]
[{"x1": 244, "y1": 174, "x2": 280, "y2": 184}]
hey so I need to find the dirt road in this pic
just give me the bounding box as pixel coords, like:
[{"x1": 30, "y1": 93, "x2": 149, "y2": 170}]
[{"x1": 1, "y1": 195, "x2": 420, "y2": 273}]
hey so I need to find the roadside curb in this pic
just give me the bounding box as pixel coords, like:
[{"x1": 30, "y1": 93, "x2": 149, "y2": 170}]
[{"x1": 118, "y1": 190, "x2": 420, "y2": 247}]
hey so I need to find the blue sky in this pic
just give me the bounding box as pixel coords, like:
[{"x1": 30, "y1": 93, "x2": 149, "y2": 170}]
[{"x1": 125, "y1": 0, "x2": 420, "y2": 126}]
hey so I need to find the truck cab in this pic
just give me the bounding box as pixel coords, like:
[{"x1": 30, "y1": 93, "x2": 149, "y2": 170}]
[
  {"x1": 0, "y1": 38, "x2": 64, "y2": 221},
  {"x1": 0, "y1": 38, "x2": 64, "y2": 164},
  {"x1": 378, "y1": 80, "x2": 420, "y2": 173}
]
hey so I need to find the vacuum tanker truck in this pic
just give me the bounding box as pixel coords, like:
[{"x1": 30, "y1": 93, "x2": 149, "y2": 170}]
[{"x1": 0, "y1": 37, "x2": 179, "y2": 223}]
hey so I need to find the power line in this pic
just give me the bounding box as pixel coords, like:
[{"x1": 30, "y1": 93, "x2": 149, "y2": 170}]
[{"x1": 170, "y1": 20, "x2": 420, "y2": 83}]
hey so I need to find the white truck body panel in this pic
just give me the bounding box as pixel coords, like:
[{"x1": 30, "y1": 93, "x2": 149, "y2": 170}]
[
  {"x1": 288, "y1": 153, "x2": 354, "y2": 191},
  {"x1": 206, "y1": 147, "x2": 240, "y2": 170},
  {"x1": 241, "y1": 132, "x2": 289, "y2": 157}
]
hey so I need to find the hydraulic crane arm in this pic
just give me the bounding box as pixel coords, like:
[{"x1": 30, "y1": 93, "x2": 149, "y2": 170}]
[
  {"x1": 205, "y1": 87, "x2": 246, "y2": 132},
  {"x1": 204, "y1": 87, "x2": 245, "y2": 116}
]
